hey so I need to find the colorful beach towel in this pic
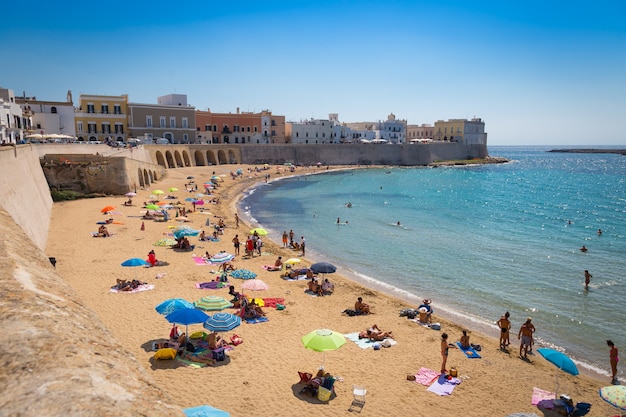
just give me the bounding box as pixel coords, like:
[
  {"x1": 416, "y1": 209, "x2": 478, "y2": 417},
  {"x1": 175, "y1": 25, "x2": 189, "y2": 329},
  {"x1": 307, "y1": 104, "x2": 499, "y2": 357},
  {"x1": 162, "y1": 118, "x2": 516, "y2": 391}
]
[
  {"x1": 176, "y1": 356, "x2": 210, "y2": 368},
  {"x1": 195, "y1": 281, "x2": 227, "y2": 290},
  {"x1": 427, "y1": 374, "x2": 462, "y2": 396},
  {"x1": 344, "y1": 332, "x2": 398, "y2": 349},
  {"x1": 110, "y1": 284, "x2": 154, "y2": 293},
  {"x1": 244, "y1": 317, "x2": 269, "y2": 324},
  {"x1": 282, "y1": 275, "x2": 307, "y2": 281},
  {"x1": 414, "y1": 368, "x2": 440, "y2": 386},
  {"x1": 192, "y1": 256, "x2": 211, "y2": 265},
  {"x1": 456, "y1": 342, "x2": 482, "y2": 358},
  {"x1": 531, "y1": 387, "x2": 555, "y2": 406}
]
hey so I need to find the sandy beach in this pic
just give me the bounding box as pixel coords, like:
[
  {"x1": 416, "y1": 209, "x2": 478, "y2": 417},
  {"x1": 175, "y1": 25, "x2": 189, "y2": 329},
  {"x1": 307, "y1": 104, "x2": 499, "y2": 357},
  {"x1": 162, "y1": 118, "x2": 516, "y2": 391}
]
[{"x1": 45, "y1": 164, "x2": 611, "y2": 417}]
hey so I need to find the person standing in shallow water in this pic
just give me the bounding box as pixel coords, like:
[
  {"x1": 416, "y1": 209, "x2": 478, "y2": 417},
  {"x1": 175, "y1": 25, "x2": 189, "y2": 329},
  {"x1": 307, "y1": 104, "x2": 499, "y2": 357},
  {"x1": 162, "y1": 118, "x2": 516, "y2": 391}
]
[
  {"x1": 584, "y1": 270, "x2": 592, "y2": 289},
  {"x1": 607, "y1": 340, "x2": 619, "y2": 384}
]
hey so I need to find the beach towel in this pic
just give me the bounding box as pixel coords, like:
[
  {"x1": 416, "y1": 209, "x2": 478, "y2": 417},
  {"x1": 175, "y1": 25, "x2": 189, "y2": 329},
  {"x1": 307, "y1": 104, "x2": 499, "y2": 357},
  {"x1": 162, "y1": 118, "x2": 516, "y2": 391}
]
[
  {"x1": 344, "y1": 332, "x2": 398, "y2": 349},
  {"x1": 192, "y1": 256, "x2": 211, "y2": 265},
  {"x1": 195, "y1": 281, "x2": 226, "y2": 290},
  {"x1": 456, "y1": 342, "x2": 481, "y2": 358},
  {"x1": 414, "y1": 368, "x2": 440, "y2": 386},
  {"x1": 427, "y1": 374, "x2": 461, "y2": 396},
  {"x1": 282, "y1": 275, "x2": 307, "y2": 281},
  {"x1": 175, "y1": 356, "x2": 210, "y2": 368},
  {"x1": 531, "y1": 387, "x2": 555, "y2": 406},
  {"x1": 110, "y1": 284, "x2": 154, "y2": 293},
  {"x1": 244, "y1": 317, "x2": 269, "y2": 324}
]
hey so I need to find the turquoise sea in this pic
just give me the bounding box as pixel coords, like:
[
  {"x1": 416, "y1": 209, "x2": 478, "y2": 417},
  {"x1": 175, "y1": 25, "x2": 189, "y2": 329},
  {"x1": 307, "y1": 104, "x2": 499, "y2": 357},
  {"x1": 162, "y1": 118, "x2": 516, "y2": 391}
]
[{"x1": 239, "y1": 146, "x2": 626, "y2": 379}]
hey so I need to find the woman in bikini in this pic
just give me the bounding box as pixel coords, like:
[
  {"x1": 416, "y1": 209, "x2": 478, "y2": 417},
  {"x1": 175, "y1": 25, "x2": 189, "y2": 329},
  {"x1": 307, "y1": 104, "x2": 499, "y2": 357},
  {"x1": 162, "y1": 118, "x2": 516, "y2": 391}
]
[{"x1": 441, "y1": 333, "x2": 450, "y2": 374}]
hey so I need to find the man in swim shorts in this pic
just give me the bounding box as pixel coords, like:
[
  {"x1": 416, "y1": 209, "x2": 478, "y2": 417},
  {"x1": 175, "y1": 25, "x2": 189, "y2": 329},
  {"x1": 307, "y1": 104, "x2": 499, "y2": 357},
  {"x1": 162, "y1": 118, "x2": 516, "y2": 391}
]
[
  {"x1": 518, "y1": 317, "x2": 535, "y2": 359},
  {"x1": 497, "y1": 311, "x2": 511, "y2": 350}
]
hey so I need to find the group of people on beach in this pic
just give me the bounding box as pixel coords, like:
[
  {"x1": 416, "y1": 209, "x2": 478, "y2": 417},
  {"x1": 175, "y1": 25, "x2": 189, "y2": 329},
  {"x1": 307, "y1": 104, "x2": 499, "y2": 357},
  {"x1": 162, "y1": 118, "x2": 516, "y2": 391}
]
[{"x1": 282, "y1": 229, "x2": 305, "y2": 255}]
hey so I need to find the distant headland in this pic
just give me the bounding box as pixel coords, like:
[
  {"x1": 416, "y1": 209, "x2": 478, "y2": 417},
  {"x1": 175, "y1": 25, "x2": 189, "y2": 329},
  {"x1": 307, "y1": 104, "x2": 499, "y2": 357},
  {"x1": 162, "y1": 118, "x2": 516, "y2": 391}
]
[{"x1": 549, "y1": 149, "x2": 626, "y2": 155}]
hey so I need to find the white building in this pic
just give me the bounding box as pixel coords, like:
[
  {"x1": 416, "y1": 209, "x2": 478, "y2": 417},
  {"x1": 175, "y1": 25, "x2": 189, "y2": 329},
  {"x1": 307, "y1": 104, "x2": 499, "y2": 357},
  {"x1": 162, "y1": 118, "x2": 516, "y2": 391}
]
[
  {"x1": 16, "y1": 90, "x2": 77, "y2": 139},
  {"x1": 289, "y1": 118, "x2": 334, "y2": 144},
  {"x1": 0, "y1": 87, "x2": 24, "y2": 144},
  {"x1": 344, "y1": 113, "x2": 407, "y2": 144}
]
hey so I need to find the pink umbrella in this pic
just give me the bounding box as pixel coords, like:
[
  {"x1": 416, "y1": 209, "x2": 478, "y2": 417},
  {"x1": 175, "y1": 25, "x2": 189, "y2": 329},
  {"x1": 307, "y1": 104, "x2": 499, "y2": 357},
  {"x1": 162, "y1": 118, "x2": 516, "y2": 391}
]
[{"x1": 241, "y1": 279, "x2": 269, "y2": 291}]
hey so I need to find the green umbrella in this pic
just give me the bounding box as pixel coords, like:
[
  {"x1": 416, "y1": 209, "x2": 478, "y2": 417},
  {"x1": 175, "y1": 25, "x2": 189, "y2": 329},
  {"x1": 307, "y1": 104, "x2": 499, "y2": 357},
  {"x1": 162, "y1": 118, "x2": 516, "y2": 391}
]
[
  {"x1": 250, "y1": 228, "x2": 268, "y2": 236},
  {"x1": 194, "y1": 296, "x2": 233, "y2": 311},
  {"x1": 152, "y1": 189, "x2": 165, "y2": 195},
  {"x1": 301, "y1": 329, "x2": 346, "y2": 368},
  {"x1": 145, "y1": 204, "x2": 160, "y2": 210}
]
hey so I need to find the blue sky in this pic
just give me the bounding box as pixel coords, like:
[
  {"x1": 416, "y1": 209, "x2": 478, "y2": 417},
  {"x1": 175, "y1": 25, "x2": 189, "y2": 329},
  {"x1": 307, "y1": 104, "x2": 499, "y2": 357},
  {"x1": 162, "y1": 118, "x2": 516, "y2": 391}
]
[{"x1": 2, "y1": 0, "x2": 625, "y2": 145}]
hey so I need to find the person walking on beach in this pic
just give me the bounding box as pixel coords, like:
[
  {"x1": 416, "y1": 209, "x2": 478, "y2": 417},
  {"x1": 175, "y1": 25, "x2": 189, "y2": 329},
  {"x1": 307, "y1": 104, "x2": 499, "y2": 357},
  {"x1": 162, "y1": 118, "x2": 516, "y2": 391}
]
[
  {"x1": 232, "y1": 234, "x2": 240, "y2": 256},
  {"x1": 282, "y1": 231, "x2": 288, "y2": 248},
  {"x1": 234, "y1": 213, "x2": 239, "y2": 228},
  {"x1": 300, "y1": 236, "x2": 306, "y2": 256},
  {"x1": 497, "y1": 311, "x2": 511, "y2": 350},
  {"x1": 518, "y1": 317, "x2": 535, "y2": 359},
  {"x1": 607, "y1": 340, "x2": 619, "y2": 384},
  {"x1": 584, "y1": 270, "x2": 592, "y2": 289}
]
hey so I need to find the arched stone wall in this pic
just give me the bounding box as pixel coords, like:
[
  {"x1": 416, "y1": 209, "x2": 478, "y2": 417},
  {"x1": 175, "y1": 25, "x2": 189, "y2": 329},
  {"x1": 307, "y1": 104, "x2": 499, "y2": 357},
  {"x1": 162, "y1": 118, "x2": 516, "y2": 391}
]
[
  {"x1": 217, "y1": 150, "x2": 227, "y2": 164},
  {"x1": 194, "y1": 150, "x2": 206, "y2": 166},
  {"x1": 174, "y1": 151, "x2": 183, "y2": 167},
  {"x1": 165, "y1": 151, "x2": 175, "y2": 168},
  {"x1": 155, "y1": 151, "x2": 166, "y2": 168},
  {"x1": 138, "y1": 168, "x2": 145, "y2": 188},
  {"x1": 152, "y1": 170, "x2": 157, "y2": 181},
  {"x1": 143, "y1": 169, "x2": 150, "y2": 186},
  {"x1": 228, "y1": 149, "x2": 238, "y2": 164},
  {"x1": 182, "y1": 151, "x2": 191, "y2": 167},
  {"x1": 148, "y1": 170, "x2": 154, "y2": 183}
]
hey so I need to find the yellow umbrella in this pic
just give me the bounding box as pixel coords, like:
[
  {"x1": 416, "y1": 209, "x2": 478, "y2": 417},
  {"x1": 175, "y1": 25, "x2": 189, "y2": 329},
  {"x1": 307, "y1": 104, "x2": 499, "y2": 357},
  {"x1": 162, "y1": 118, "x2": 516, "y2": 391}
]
[
  {"x1": 168, "y1": 187, "x2": 178, "y2": 192},
  {"x1": 152, "y1": 190, "x2": 165, "y2": 195}
]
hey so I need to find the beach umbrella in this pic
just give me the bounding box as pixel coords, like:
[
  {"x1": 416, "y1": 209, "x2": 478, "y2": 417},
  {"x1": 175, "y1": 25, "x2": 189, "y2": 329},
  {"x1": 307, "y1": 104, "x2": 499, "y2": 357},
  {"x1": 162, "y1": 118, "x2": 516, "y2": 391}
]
[
  {"x1": 155, "y1": 298, "x2": 195, "y2": 316},
  {"x1": 229, "y1": 269, "x2": 257, "y2": 280},
  {"x1": 173, "y1": 227, "x2": 200, "y2": 239},
  {"x1": 241, "y1": 279, "x2": 269, "y2": 292},
  {"x1": 285, "y1": 258, "x2": 301, "y2": 265},
  {"x1": 125, "y1": 192, "x2": 137, "y2": 197},
  {"x1": 145, "y1": 204, "x2": 160, "y2": 210},
  {"x1": 156, "y1": 201, "x2": 169, "y2": 206},
  {"x1": 185, "y1": 197, "x2": 197, "y2": 202},
  {"x1": 209, "y1": 252, "x2": 235, "y2": 264},
  {"x1": 310, "y1": 262, "x2": 337, "y2": 274},
  {"x1": 152, "y1": 189, "x2": 165, "y2": 195},
  {"x1": 184, "y1": 405, "x2": 229, "y2": 417},
  {"x1": 153, "y1": 237, "x2": 177, "y2": 247},
  {"x1": 101, "y1": 205, "x2": 116, "y2": 213},
  {"x1": 165, "y1": 308, "x2": 210, "y2": 337},
  {"x1": 537, "y1": 348, "x2": 579, "y2": 398},
  {"x1": 203, "y1": 312, "x2": 241, "y2": 333},
  {"x1": 195, "y1": 193, "x2": 206, "y2": 197},
  {"x1": 599, "y1": 385, "x2": 626, "y2": 411},
  {"x1": 250, "y1": 227, "x2": 268, "y2": 236},
  {"x1": 194, "y1": 199, "x2": 205, "y2": 205},
  {"x1": 194, "y1": 295, "x2": 233, "y2": 311},
  {"x1": 168, "y1": 187, "x2": 178, "y2": 192},
  {"x1": 121, "y1": 257, "x2": 149, "y2": 280},
  {"x1": 301, "y1": 328, "x2": 346, "y2": 367}
]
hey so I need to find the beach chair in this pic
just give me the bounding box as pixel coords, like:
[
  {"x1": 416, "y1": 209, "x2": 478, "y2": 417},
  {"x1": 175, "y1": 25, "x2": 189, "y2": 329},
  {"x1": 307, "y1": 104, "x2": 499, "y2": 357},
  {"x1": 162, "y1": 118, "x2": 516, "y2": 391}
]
[
  {"x1": 298, "y1": 371, "x2": 313, "y2": 384},
  {"x1": 349, "y1": 385, "x2": 367, "y2": 413}
]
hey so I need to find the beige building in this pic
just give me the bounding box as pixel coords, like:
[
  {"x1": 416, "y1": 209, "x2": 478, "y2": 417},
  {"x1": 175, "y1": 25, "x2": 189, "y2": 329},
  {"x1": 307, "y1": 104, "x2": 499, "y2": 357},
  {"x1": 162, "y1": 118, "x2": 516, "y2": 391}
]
[
  {"x1": 433, "y1": 118, "x2": 487, "y2": 145},
  {"x1": 128, "y1": 94, "x2": 196, "y2": 144},
  {"x1": 74, "y1": 94, "x2": 129, "y2": 143},
  {"x1": 407, "y1": 124, "x2": 434, "y2": 141}
]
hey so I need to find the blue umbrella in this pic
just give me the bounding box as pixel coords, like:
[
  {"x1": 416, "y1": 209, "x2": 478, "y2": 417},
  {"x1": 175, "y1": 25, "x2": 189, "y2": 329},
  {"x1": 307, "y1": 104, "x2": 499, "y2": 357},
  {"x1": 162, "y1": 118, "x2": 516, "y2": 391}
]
[
  {"x1": 229, "y1": 269, "x2": 257, "y2": 280},
  {"x1": 174, "y1": 228, "x2": 200, "y2": 239},
  {"x1": 203, "y1": 312, "x2": 241, "y2": 333},
  {"x1": 155, "y1": 298, "x2": 195, "y2": 316},
  {"x1": 121, "y1": 258, "x2": 149, "y2": 267},
  {"x1": 310, "y1": 262, "x2": 337, "y2": 274},
  {"x1": 537, "y1": 348, "x2": 579, "y2": 398},
  {"x1": 184, "y1": 405, "x2": 230, "y2": 417},
  {"x1": 121, "y1": 258, "x2": 149, "y2": 280},
  {"x1": 165, "y1": 308, "x2": 210, "y2": 336},
  {"x1": 185, "y1": 197, "x2": 197, "y2": 202},
  {"x1": 209, "y1": 252, "x2": 235, "y2": 264}
]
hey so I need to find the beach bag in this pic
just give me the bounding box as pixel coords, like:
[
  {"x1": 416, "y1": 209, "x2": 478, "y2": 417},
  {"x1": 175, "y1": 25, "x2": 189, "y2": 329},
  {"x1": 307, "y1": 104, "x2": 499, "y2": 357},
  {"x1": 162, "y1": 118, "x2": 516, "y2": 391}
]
[
  {"x1": 276, "y1": 304, "x2": 285, "y2": 310},
  {"x1": 430, "y1": 323, "x2": 441, "y2": 330},
  {"x1": 449, "y1": 367, "x2": 458, "y2": 377},
  {"x1": 212, "y1": 348, "x2": 226, "y2": 362},
  {"x1": 373, "y1": 343, "x2": 381, "y2": 350}
]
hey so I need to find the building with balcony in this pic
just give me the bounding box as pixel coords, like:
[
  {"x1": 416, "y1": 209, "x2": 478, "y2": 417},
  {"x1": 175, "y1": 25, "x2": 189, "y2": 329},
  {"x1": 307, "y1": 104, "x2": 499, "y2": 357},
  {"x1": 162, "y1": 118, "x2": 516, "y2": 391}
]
[
  {"x1": 407, "y1": 124, "x2": 434, "y2": 141},
  {"x1": 433, "y1": 118, "x2": 487, "y2": 144},
  {"x1": 195, "y1": 108, "x2": 286, "y2": 144},
  {"x1": 0, "y1": 87, "x2": 24, "y2": 144},
  {"x1": 128, "y1": 94, "x2": 196, "y2": 144},
  {"x1": 74, "y1": 94, "x2": 129, "y2": 143},
  {"x1": 16, "y1": 90, "x2": 76, "y2": 139},
  {"x1": 344, "y1": 113, "x2": 407, "y2": 144}
]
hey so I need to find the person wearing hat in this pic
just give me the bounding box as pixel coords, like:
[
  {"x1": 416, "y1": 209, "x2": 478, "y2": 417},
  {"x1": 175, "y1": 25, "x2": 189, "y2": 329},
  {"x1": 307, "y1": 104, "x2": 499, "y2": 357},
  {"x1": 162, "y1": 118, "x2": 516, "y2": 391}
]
[
  {"x1": 517, "y1": 317, "x2": 535, "y2": 359},
  {"x1": 418, "y1": 299, "x2": 433, "y2": 323}
]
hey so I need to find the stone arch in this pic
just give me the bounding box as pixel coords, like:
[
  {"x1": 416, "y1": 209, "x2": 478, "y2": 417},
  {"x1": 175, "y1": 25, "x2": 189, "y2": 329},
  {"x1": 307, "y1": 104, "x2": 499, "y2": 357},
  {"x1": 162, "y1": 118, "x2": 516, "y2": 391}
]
[
  {"x1": 148, "y1": 170, "x2": 154, "y2": 183},
  {"x1": 206, "y1": 150, "x2": 217, "y2": 165},
  {"x1": 137, "y1": 168, "x2": 145, "y2": 188},
  {"x1": 155, "y1": 151, "x2": 166, "y2": 167},
  {"x1": 165, "y1": 151, "x2": 175, "y2": 168},
  {"x1": 228, "y1": 149, "x2": 238, "y2": 164},
  {"x1": 152, "y1": 170, "x2": 157, "y2": 181},
  {"x1": 194, "y1": 150, "x2": 206, "y2": 166},
  {"x1": 143, "y1": 169, "x2": 150, "y2": 186},
  {"x1": 217, "y1": 149, "x2": 228, "y2": 164},
  {"x1": 174, "y1": 151, "x2": 183, "y2": 167},
  {"x1": 182, "y1": 150, "x2": 191, "y2": 167}
]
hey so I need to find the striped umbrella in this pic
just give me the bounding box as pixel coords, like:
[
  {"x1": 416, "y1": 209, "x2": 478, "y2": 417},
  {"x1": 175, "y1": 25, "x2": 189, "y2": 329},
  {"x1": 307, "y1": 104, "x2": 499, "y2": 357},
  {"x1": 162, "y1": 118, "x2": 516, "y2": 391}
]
[
  {"x1": 229, "y1": 269, "x2": 257, "y2": 280},
  {"x1": 209, "y1": 252, "x2": 235, "y2": 264},
  {"x1": 195, "y1": 296, "x2": 233, "y2": 311},
  {"x1": 203, "y1": 312, "x2": 241, "y2": 332}
]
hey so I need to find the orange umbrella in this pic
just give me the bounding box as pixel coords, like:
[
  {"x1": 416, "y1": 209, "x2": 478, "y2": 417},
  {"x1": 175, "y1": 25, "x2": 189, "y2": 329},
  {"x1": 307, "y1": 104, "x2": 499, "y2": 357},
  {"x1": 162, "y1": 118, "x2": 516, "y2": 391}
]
[{"x1": 101, "y1": 205, "x2": 116, "y2": 213}]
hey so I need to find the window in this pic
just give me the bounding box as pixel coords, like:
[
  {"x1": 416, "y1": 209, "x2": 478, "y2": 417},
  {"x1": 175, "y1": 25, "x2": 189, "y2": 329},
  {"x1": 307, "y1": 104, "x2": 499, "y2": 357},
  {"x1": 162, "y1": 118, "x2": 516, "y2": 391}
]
[
  {"x1": 88, "y1": 123, "x2": 97, "y2": 133},
  {"x1": 101, "y1": 104, "x2": 109, "y2": 114},
  {"x1": 114, "y1": 104, "x2": 121, "y2": 114},
  {"x1": 160, "y1": 116, "x2": 166, "y2": 128},
  {"x1": 213, "y1": 125, "x2": 217, "y2": 132},
  {"x1": 272, "y1": 130, "x2": 276, "y2": 137},
  {"x1": 234, "y1": 125, "x2": 239, "y2": 132},
  {"x1": 247, "y1": 126, "x2": 250, "y2": 132},
  {"x1": 205, "y1": 125, "x2": 210, "y2": 131},
  {"x1": 77, "y1": 121, "x2": 83, "y2": 133},
  {"x1": 271, "y1": 120, "x2": 276, "y2": 126},
  {"x1": 254, "y1": 126, "x2": 258, "y2": 133},
  {"x1": 146, "y1": 116, "x2": 153, "y2": 127},
  {"x1": 170, "y1": 117, "x2": 176, "y2": 128},
  {"x1": 182, "y1": 117, "x2": 188, "y2": 128},
  {"x1": 183, "y1": 134, "x2": 188, "y2": 142},
  {"x1": 51, "y1": 107, "x2": 57, "y2": 114},
  {"x1": 87, "y1": 104, "x2": 94, "y2": 113},
  {"x1": 115, "y1": 123, "x2": 124, "y2": 134},
  {"x1": 102, "y1": 123, "x2": 111, "y2": 134}
]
